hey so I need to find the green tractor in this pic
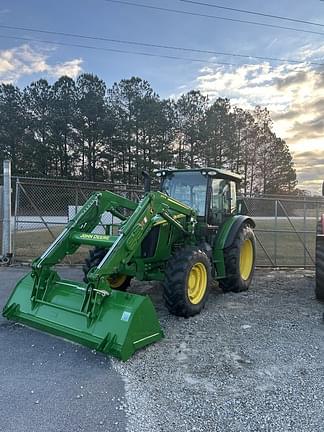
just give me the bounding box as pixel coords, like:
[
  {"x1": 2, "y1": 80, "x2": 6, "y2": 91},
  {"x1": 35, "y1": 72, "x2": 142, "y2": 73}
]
[{"x1": 3, "y1": 168, "x2": 256, "y2": 360}]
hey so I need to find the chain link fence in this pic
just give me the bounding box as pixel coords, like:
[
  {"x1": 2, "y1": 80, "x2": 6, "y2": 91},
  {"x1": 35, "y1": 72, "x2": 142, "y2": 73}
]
[
  {"x1": 0, "y1": 174, "x2": 3, "y2": 255},
  {"x1": 9, "y1": 176, "x2": 324, "y2": 267},
  {"x1": 243, "y1": 196, "x2": 324, "y2": 267},
  {"x1": 13, "y1": 176, "x2": 143, "y2": 263}
]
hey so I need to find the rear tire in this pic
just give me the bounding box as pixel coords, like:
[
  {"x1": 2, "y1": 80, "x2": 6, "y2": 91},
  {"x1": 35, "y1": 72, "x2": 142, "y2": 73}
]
[
  {"x1": 315, "y1": 221, "x2": 324, "y2": 300},
  {"x1": 83, "y1": 247, "x2": 132, "y2": 291},
  {"x1": 219, "y1": 224, "x2": 256, "y2": 293},
  {"x1": 162, "y1": 246, "x2": 211, "y2": 317}
]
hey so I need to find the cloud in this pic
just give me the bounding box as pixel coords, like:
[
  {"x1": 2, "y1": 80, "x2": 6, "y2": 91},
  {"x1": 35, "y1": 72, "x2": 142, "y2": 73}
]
[
  {"x1": 274, "y1": 71, "x2": 308, "y2": 90},
  {"x1": 293, "y1": 150, "x2": 324, "y2": 162},
  {"x1": 0, "y1": 45, "x2": 43, "y2": 82},
  {"x1": 284, "y1": 150, "x2": 324, "y2": 194},
  {"x1": 271, "y1": 109, "x2": 300, "y2": 121},
  {"x1": 194, "y1": 53, "x2": 324, "y2": 194},
  {"x1": 290, "y1": 115, "x2": 324, "y2": 141},
  {"x1": 49, "y1": 59, "x2": 83, "y2": 79},
  {"x1": 0, "y1": 44, "x2": 83, "y2": 83},
  {"x1": 195, "y1": 60, "x2": 324, "y2": 141}
]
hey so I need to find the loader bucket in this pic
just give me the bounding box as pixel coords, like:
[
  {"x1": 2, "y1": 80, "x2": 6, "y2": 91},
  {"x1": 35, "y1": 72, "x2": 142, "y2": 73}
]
[{"x1": 3, "y1": 272, "x2": 164, "y2": 361}]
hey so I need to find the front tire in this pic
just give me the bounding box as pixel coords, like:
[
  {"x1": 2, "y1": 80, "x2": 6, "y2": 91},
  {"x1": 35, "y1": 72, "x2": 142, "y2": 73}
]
[
  {"x1": 83, "y1": 247, "x2": 132, "y2": 291},
  {"x1": 219, "y1": 224, "x2": 256, "y2": 293},
  {"x1": 163, "y1": 247, "x2": 211, "y2": 317},
  {"x1": 315, "y1": 220, "x2": 324, "y2": 300}
]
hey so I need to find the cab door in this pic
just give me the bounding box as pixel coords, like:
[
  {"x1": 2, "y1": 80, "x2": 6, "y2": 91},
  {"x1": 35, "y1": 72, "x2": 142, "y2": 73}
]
[{"x1": 209, "y1": 178, "x2": 237, "y2": 225}]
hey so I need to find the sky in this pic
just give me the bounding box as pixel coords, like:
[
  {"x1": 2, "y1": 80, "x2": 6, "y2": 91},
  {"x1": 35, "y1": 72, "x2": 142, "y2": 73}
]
[{"x1": 0, "y1": 0, "x2": 324, "y2": 194}]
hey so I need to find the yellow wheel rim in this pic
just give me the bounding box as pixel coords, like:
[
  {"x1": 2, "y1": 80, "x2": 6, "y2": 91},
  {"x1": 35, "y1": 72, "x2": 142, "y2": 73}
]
[
  {"x1": 240, "y1": 239, "x2": 253, "y2": 281},
  {"x1": 108, "y1": 274, "x2": 127, "y2": 289},
  {"x1": 187, "y1": 262, "x2": 207, "y2": 305}
]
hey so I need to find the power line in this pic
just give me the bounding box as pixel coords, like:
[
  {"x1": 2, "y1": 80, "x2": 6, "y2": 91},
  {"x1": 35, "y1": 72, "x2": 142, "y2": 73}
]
[
  {"x1": 0, "y1": 34, "x2": 317, "y2": 73},
  {"x1": 1, "y1": 24, "x2": 322, "y2": 66},
  {"x1": 179, "y1": 0, "x2": 324, "y2": 29},
  {"x1": 0, "y1": 34, "x2": 235, "y2": 66},
  {"x1": 104, "y1": 0, "x2": 324, "y2": 38}
]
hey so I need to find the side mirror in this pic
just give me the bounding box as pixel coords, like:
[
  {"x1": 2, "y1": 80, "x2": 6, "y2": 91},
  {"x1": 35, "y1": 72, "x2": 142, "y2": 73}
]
[{"x1": 142, "y1": 170, "x2": 151, "y2": 193}]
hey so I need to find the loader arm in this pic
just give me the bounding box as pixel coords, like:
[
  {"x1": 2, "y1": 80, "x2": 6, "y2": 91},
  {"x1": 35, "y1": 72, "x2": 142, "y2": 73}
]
[
  {"x1": 86, "y1": 191, "x2": 197, "y2": 287},
  {"x1": 33, "y1": 190, "x2": 138, "y2": 269},
  {"x1": 29, "y1": 190, "x2": 196, "y2": 308}
]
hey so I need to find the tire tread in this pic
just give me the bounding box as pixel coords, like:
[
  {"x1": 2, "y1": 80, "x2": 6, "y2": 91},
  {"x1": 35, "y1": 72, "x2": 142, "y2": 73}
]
[
  {"x1": 162, "y1": 246, "x2": 211, "y2": 317},
  {"x1": 219, "y1": 224, "x2": 256, "y2": 293}
]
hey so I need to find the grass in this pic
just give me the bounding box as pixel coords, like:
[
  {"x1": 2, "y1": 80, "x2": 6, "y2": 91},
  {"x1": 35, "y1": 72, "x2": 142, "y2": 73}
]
[
  {"x1": 254, "y1": 218, "x2": 316, "y2": 266},
  {"x1": 14, "y1": 226, "x2": 90, "y2": 264},
  {"x1": 13, "y1": 219, "x2": 317, "y2": 267}
]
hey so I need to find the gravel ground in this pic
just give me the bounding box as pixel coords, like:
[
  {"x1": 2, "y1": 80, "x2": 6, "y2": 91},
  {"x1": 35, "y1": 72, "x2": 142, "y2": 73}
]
[
  {"x1": 1, "y1": 267, "x2": 324, "y2": 432},
  {"x1": 114, "y1": 269, "x2": 324, "y2": 432}
]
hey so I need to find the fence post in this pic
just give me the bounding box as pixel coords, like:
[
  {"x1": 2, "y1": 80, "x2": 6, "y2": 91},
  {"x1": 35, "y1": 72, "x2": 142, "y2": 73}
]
[
  {"x1": 274, "y1": 200, "x2": 278, "y2": 267},
  {"x1": 1, "y1": 160, "x2": 12, "y2": 263},
  {"x1": 12, "y1": 177, "x2": 20, "y2": 263},
  {"x1": 74, "y1": 186, "x2": 79, "y2": 222},
  {"x1": 303, "y1": 198, "x2": 307, "y2": 267}
]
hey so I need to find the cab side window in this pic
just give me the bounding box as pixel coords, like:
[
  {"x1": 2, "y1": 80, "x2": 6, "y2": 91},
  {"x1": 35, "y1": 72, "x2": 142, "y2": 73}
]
[
  {"x1": 230, "y1": 181, "x2": 237, "y2": 214},
  {"x1": 212, "y1": 179, "x2": 230, "y2": 213},
  {"x1": 210, "y1": 179, "x2": 237, "y2": 223}
]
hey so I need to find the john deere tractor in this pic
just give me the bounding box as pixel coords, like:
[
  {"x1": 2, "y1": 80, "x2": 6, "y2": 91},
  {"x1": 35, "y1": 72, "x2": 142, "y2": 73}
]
[{"x1": 3, "y1": 168, "x2": 256, "y2": 360}]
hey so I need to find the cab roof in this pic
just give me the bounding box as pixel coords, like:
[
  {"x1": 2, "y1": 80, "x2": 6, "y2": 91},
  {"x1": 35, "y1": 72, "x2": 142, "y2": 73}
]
[{"x1": 155, "y1": 167, "x2": 241, "y2": 183}]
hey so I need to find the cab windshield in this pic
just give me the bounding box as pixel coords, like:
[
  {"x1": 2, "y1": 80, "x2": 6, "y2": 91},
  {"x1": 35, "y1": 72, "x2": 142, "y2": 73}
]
[{"x1": 161, "y1": 171, "x2": 208, "y2": 216}]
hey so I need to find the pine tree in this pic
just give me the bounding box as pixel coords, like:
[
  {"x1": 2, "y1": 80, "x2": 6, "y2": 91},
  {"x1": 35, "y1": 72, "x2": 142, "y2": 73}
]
[
  {"x1": 24, "y1": 79, "x2": 53, "y2": 176},
  {"x1": 75, "y1": 74, "x2": 109, "y2": 181},
  {"x1": 50, "y1": 76, "x2": 77, "y2": 177},
  {"x1": 0, "y1": 73, "x2": 298, "y2": 195},
  {"x1": 0, "y1": 84, "x2": 25, "y2": 174},
  {"x1": 176, "y1": 90, "x2": 208, "y2": 168}
]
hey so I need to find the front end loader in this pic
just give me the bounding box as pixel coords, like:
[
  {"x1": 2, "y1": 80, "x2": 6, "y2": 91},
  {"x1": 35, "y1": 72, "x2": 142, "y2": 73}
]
[{"x1": 3, "y1": 168, "x2": 256, "y2": 360}]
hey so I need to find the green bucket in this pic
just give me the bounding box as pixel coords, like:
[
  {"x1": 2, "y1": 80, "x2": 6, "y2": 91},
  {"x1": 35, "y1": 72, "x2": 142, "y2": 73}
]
[{"x1": 3, "y1": 272, "x2": 164, "y2": 361}]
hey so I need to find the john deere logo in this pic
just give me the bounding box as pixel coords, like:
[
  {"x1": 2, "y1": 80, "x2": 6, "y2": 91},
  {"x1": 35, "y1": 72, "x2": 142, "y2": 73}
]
[{"x1": 80, "y1": 233, "x2": 110, "y2": 241}]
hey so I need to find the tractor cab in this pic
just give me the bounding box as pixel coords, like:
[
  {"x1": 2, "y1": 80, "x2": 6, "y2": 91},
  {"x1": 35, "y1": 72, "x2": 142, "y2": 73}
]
[{"x1": 157, "y1": 168, "x2": 241, "y2": 225}]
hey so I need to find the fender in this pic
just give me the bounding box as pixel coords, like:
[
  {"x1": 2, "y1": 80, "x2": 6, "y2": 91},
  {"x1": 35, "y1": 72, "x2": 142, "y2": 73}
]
[
  {"x1": 224, "y1": 215, "x2": 255, "y2": 248},
  {"x1": 214, "y1": 215, "x2": 255, "y2": 251},
  {"x1": 213, "y1": 215, "x2": 255, "y2": 278}
]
